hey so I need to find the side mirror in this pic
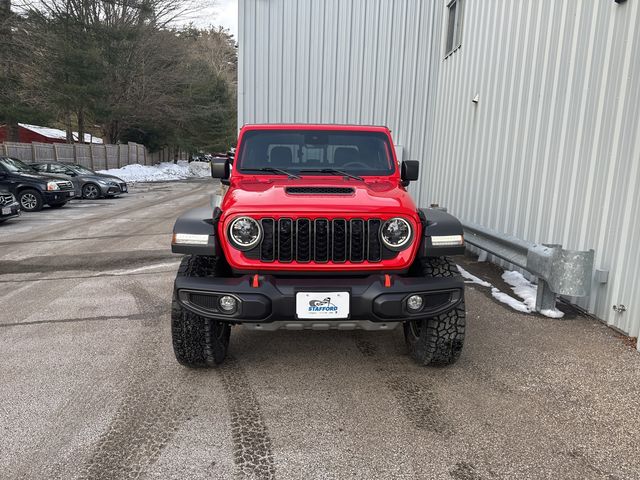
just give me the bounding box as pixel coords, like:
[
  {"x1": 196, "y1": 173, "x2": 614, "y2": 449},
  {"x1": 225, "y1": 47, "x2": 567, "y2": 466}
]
[
  {"x1": 66, "y1": 170, "x2": 77, "y2": 177},
  {"x1": 211, "y1": 158, "x2": 230, "y2": 185},
  {"x1": 401, "y1": 160, "x2": 419, "y2": 185}
]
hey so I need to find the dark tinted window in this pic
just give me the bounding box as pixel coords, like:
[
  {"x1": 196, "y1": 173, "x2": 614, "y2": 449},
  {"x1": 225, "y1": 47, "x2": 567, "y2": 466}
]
[
  {"x1": 49, "y1": 164, "x2": 70, "y2": 174},
  {"x1": 0, "y1": 157, "x2": 37, "y2": 173},
  {"x1": 31, "y1": 164, "x2": 48, "y2": 172},
  {"x1": 238, "y1": 130, "x2": 396, "y2": 176}
]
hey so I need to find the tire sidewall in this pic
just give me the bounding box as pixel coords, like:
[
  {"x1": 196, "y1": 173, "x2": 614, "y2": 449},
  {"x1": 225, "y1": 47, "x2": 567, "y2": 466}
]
[
  {"x1": 18, "y1": 189, "x2": 44, "y2": 212},
  {"x1": 82, "y1": 183, "x2": 101, "y2": 199}
]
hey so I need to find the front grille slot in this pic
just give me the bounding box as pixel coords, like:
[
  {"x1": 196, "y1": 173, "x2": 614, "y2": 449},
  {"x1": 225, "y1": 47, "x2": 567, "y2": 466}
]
[
  {"x1": 278, "y1": 218, "x2": 293, "y2": 262},
  {"x1": 260, "y1": 219, "x2": 275, "y2": 261},
  {"x1": 252, "y1": 216, "x2": 398, "y2": 264},
  {"x1": 0, "y1": 194, "x2": 13, "y2": 206},
  {"x1": 367, "y1": 219, "x2": 382, "y2": 262},
  {"x1": 56, "y1": 181, "x2": 74, "y2": 190},
  {"x1": 349, "y1": 219, "x2": 365, "y2": 262},
  {"x1": 296, "y1": 219, "x2": 311, "y2": 262},
  {"x1": 332, "y1": 219, "x2": 347, "y2": 262}
]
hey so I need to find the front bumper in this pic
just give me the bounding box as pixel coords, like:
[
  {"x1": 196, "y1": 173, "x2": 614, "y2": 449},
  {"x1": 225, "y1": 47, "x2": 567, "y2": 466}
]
[
  {"x1": 99, "y1": 183, "x2": 126, "y2": 196},
  {"x1": 43, "y1": 190, "x2": 75, "y2": 203},
  {"x1": 175, "y1": 273, "x2": 464, "y2": 323},
  {"x1": 0, "y1": 201, "x2": 20, "y2": 220}
]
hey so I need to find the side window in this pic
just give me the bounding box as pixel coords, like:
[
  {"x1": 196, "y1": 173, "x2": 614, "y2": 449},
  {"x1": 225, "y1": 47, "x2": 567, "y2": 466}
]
[
  {"x1": 445, "y1": 0, "x2": 464, "y2": 57},
  {"x1": 49, "y1": 164, "x2": 68, "y2": 174},
  {"x1": 32, "y1": 164, "x2": 48, "y2": 172}
]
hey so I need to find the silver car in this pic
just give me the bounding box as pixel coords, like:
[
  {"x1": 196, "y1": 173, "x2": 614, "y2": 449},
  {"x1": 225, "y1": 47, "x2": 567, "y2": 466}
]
[{"x1": 31, "y1": 162, "x2": 128, "y2": 199}]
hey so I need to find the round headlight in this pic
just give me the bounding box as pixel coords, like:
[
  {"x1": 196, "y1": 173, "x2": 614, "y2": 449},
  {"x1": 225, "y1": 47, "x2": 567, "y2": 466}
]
[
  {"x1": 229, "y1": 216, "x2": 262, "y2": 249},
  {"x1": 380, "y1": 217, "x2": 412, "y2": 250}
]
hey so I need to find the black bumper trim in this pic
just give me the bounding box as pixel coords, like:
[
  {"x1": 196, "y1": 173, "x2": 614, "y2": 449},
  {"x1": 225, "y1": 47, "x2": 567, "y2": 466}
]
[{"x1": 175, "y1": 274, "x2": 464, "y2": 323}]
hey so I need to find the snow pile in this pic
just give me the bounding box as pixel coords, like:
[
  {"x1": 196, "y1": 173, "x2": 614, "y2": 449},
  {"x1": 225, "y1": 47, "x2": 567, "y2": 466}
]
[
  {"x1": 501, "y1": 271, "x2": 564, "y2": 318},
  {"x1": 98, "y1": 161, "x2": 210, "y2": 183},
  {"x1": 491, "y1": 288, "x2": 531, "y2": 313},
  {"x1": 457, "y1": 264, "x2": 565, "y2": 319},
  {"x1": 457, "y1": 265, "x2": 492, "y2": 287}
]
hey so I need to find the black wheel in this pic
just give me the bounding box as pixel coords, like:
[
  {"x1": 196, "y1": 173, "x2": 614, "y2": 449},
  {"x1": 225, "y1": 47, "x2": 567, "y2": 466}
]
[
  {"x1": 172, "y1": 255, "x2": 231, "y2": 368},
  {"x1": 404, "y1": 257, "x2": 466, "y2": 366},
  {"x1": 48, "y1": 202, "x2": 67, "y2": 208},
  {"x1": 18, "y1": 189, "x2": 44, "y2": 212},
  {"x1": 82, "y1": 183, "x2": 100, "y2": 199}
]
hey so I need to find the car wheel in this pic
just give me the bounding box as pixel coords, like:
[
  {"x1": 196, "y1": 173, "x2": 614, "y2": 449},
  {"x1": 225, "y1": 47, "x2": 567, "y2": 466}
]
[
  {"x1": 48, "y1": 202, "x2": 67, "y2": 208},
  {"x1": 172, "y1": 255, "x2": 231, "y2": 368},
  {"x1": 82, "y1": 183, "x2": 100, "y2": 199},
  {"x1": 403, "y1": 257, "x2": 466, "y2": 366},
  {"x1": 18, "y1": 189, "x2": 44, "y2": 212}
]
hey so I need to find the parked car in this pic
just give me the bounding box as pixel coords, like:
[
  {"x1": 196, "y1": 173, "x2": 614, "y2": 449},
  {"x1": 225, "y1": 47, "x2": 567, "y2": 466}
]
[
  {"x1": 169, "y1": 124, "x2": 466, "y2": 368},
  {"x1": 0, "y1": 188, "x2": 20, "y2": 223},
  {"x1": 0, "y1": 157, "x2": 75, "y2": 211},
  {"x1": 30, "y1": 162, "x2": 127, "y2": 199}
]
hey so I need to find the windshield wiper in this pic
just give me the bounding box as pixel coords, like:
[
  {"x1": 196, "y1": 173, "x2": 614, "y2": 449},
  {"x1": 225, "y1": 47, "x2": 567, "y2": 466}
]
[
  {"x1": 299, "y1": 168, "x2": 364, "y2": 182},
  {"x1": 242, "y1": 167, "x2": 301, "y2": 179}
]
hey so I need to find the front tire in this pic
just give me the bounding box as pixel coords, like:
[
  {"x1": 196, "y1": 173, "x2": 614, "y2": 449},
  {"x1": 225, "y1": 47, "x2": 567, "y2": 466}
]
[
  {"x1": 171, "y1": 255, "x2": 231, "y2": 367},
  {"x1": 18, "y1": 189, "x2": 44, "y2": 212},
  {"x1": 404, "y1": 257, "x2": 466, "y2": 366},
  {"x1": 82, "y1": 183, "x2": 101, "y2": 199}
]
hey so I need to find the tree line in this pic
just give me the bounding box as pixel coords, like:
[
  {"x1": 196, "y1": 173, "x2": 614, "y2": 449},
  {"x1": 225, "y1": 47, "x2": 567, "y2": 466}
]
[{"x1": 0, "y1": 0, "x2": 237, "y2": 153}]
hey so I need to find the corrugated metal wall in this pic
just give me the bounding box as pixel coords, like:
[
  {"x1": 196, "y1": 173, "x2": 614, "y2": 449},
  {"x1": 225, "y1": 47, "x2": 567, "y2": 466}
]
[
  {"x1": 426, "y1": 0, "x2": 640, "y2": 340},
  {"x1": 238, "y1": 0, "x2": 442, "y2": 198},
  {"x1": 239, "y1": 0, "x2": 640, "y2": 342}
]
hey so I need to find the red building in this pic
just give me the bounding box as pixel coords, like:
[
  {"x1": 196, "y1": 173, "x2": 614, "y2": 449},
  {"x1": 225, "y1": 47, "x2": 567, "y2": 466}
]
[{"x1": 0, "y1": 123, "x2": 103, "y2": 144}]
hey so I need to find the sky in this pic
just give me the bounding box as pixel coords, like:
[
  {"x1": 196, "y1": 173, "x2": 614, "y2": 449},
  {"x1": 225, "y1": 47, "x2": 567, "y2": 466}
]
[{"x1": 191, "y1": 0, "x2": 238, "y2": 40}]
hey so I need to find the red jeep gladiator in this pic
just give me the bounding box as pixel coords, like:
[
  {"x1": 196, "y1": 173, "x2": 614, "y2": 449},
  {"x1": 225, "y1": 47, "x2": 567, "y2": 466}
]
[{"x1": 171, "y1": 125, "x2": 466, "y2": 367}]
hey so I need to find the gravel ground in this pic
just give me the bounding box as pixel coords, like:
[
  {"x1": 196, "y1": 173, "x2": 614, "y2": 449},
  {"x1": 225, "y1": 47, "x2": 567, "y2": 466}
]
[{"x1": 0, "y1": 179, "x2": 639, "y2": 480}]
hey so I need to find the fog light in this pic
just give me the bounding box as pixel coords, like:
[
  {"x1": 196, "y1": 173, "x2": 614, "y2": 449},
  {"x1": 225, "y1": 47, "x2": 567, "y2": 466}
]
[
  {"x1": 407, "y1": 295, "x2": 424, "y2": 312},
  {"x1": 219, "y1": 295, "x2": 237, "y2": 313}
]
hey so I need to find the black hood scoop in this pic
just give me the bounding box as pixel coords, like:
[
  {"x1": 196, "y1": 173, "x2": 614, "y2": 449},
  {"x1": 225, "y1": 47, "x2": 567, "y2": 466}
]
[{"x1": 285, "y1": 186, "x2": 355, "y2": 195}]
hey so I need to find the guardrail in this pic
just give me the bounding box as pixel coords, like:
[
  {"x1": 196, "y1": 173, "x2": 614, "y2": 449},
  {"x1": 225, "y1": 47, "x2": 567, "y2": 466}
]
[{"x1": 461, "y1": 221, "x2": 595, "y2": 313}]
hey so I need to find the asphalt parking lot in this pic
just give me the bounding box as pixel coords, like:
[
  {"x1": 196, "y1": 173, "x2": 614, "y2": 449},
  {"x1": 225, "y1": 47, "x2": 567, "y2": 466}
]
[{"x1": 1, "y1": 179, "x2": 639, "y2": 480}]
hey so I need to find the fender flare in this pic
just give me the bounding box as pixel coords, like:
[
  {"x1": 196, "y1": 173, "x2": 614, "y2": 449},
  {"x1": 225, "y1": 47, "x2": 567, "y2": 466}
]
[
  {"x1": 171, "y1": 206, "x2": 221, "y2": 256},
  {"x1": 417, "y1": 208, "x2": 466, "y2": 257}
]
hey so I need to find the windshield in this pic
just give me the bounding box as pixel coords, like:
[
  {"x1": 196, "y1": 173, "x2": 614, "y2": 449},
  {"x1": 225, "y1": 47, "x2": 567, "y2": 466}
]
[
  {"x1": 0, "y1": 157, "x2": 37, "y2": 173},
  {"x1": 237, "y1": 130, "x2": 396, "y2": 176},
  {"x1": 69, "y1": 164, "x2": 95, "y2": 175}
]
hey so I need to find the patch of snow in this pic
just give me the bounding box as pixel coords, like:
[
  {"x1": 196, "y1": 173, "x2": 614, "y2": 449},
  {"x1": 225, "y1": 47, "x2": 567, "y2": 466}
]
[
  {"x1": 501, "y1": 271, "x2": 537, "y2": 311},
  {"x1": 457, "y1": 264, "x2": 492, "y2": 287},
  {"x1": 540, "y1": 308, "x2": 565, "y2": 319},
  {"x1": 501, "y1": 270, "x2": 564, "y2": 319},
  {"x1": 98, "y1": 161, "x2": 210, "y2": 183},
  {"x1": 491, "y1": 287, "x2": 531, "y2": 313},
  {"x1": 457, "y1": 264, "x2": 565, "y2": 319}
]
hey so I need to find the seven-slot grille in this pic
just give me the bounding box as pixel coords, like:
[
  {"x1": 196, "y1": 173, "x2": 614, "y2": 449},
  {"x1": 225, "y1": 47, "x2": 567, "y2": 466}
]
[
  {"x1": 0, "y1": 193, "x2": 14, "y2": 206},
  {"x1": 249, "y1": 217, "x2": 397, "y2": 263}
]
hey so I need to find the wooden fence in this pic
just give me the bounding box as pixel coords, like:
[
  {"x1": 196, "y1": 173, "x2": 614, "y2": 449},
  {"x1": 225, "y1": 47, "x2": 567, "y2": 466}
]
[{"x1": 0, "y1": 141, "x2": 156, "y2": 170}]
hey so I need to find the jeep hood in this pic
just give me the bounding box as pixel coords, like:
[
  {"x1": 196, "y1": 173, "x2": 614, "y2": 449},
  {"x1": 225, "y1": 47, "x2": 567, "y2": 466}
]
[{"x1": 221, "y1": 177, "x2": 418, "y2": 217}]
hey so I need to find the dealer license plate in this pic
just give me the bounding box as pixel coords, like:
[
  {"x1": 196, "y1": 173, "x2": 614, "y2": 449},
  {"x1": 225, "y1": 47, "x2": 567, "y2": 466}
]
[
  {"x1": 296, "y1": 292, "x2": 350, "y2": 319},
  {"x1": 1, "y1": 207, "x2": 10, "y2": 215}
]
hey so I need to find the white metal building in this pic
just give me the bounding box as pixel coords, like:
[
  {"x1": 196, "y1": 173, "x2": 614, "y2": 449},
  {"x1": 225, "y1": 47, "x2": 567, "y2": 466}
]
[{"x1": 238, "y1": 0, "x2": 640, "y2": 346}]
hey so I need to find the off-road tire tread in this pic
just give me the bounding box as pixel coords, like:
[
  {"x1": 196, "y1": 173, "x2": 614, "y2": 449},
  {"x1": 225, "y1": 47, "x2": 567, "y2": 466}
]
[
  {"x1": 404, "y1": 256, "x2": 466, "y2": 366},
  {"x1": 171, "y1": 255, "x2": 230, "y2": 368}
]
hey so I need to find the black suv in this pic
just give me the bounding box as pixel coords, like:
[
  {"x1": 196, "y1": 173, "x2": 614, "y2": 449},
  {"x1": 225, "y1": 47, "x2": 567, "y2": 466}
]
[
  {"x1": 0, "y1": 188, "x2": 20, "y2": 223},
  {"x1": 0, "y1": 156, "x2": 75, "y2": 211}
]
